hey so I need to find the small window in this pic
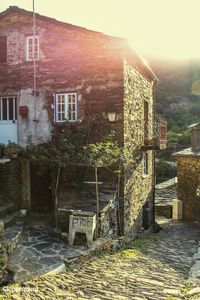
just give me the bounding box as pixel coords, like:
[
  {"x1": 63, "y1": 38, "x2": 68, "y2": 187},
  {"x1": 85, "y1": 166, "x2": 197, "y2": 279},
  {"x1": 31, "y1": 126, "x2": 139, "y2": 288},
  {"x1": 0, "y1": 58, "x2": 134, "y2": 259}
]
[
  {"x1": 55, "y1": 93, "x2": 78, "y2": 122},
  {"x1": 143, "y1": 153, "x2": 148, "y2": 176},
  {"x1": 26, "y1": 36, "x2": 39, "y2": 61},
  {"x1": 0, "y1": 97, "x2": 17, "y2": 121},
  {"x1": 0, "y1": 36, "x2": 7, "y2": 63},
  {"x1": 144, "y1": 100, "x2": 149, "y2": 138}
]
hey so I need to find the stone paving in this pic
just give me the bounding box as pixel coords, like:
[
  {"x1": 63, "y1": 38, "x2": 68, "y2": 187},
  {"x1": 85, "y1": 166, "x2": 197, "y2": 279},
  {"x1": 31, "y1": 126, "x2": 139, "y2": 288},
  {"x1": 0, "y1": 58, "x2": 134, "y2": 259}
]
[
  {"x1": 189, "y1": 241, "x2": 200, "y2": 282},
  {"x1": 1, "y1": 218, "x2": 200, "y2": 300},
  {"x1": 7, "y1": 226, "x2": 88, "y2": 282}
]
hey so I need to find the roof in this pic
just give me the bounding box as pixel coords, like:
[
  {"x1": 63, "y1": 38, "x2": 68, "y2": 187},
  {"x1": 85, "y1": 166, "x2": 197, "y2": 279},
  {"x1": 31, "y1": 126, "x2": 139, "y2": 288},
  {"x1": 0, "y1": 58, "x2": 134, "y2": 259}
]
[
  {"x1": 173, "y1": 147, "x2": 200, "y2": 157},
  {"x1": 188, "y1": 122, "x2": 200, "y2": 129},
  {"x1": 133, "y1": 51, "x2": 158, "y2": 81},
  {"x1": 0, "y1": 6, "x2": 108, "y2": 36},
  {"x1": 0, "y1": 6, "x2": 157, "y2": 81}
]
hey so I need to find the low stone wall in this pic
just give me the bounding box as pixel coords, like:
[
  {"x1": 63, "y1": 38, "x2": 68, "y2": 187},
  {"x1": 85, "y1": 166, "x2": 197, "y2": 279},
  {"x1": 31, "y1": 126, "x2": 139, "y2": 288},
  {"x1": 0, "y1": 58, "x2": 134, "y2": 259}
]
[
  {"x1": 0, "y1": 220, "x2": 7, "y2": 282},
  {"x1": 57, "y1": 209, "x2": 72, "y2": 232},
  {"x1": 58, "y1": 199, "x2": 117, "y2": 239},
  {"x1": 99, "y1": 198, "x2": 118, "y2": 237},
  {"x1": 0, "y1": 221, "x2": 24, "y2": 284},
  {"x1": 176, "y1": 156, "x2": 200, "y2": 221}
]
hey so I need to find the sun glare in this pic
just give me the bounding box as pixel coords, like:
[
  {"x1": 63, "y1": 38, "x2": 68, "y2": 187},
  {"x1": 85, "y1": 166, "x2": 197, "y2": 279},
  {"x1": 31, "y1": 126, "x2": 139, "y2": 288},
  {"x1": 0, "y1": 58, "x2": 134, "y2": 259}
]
[{"x1": 123, "y1": 0, "x2": 200, "y2": 59}]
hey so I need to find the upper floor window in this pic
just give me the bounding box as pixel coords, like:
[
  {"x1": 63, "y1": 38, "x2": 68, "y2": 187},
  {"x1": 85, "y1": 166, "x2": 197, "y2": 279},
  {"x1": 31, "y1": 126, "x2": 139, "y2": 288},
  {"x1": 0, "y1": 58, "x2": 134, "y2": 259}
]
[
  {"x1": 55, "y1": 93, "x2": 78, "y2": 122},
  {"x1": 0, "y1": 36, "x2": 7, "y2": 63},
  {"x1": 143, "y1": 152, "x2": 148, "y2": 176},
  {"x1": 144, "y1": 100, "x2": 149, "y2": 138},
  {"x1": 0, "y1": 97, "x2": 17, "y2": 121},
  {"x1": 26, "y1": 36, "x2": 39, "y2": 61}
]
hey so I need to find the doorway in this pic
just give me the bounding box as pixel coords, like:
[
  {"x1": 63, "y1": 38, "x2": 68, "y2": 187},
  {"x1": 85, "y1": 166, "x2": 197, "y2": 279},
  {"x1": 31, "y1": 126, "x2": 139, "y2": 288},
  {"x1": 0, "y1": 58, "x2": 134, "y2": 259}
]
[
  {"x1": 30, "y1": 164, "x2": 53, "y2": 213},
  {"x1": 0, "y1": 97, "x2": 18, "y2": 144}
]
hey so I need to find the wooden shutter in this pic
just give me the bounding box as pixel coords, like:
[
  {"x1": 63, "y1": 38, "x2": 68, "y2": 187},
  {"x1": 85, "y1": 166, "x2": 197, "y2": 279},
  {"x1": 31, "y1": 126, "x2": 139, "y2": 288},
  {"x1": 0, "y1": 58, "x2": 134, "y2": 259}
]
[{"x1": 0, "y1": 37, "x2": 7, "y2": 63}]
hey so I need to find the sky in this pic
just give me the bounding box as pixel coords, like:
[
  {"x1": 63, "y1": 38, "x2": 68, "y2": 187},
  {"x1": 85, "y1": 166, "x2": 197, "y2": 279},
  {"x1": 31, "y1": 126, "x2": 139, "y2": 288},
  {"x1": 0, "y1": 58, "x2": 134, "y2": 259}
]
[{"x1": 1, "y1": 0, "x2": 200, "y2": 60}]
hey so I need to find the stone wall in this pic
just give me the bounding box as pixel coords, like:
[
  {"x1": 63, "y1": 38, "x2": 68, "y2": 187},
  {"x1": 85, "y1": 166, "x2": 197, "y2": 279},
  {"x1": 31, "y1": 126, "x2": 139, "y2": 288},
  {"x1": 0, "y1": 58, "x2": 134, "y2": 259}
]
[
  {"x1": 0, "y1": 160, "x2": 21, "y2": 208},
  {"x1": 99, "y1": 197, "x2": 118, "y2": 237},
  {"x1": 54, "y1": 165, "x2": 118, "y2": 237},
  {"x1": 0, "y1": 159, "x2": 31, "y2": 213},
  {"x1": 0, "y1": 220, "x2": 7, "y2": 282},
  {"x1": 57, "y1": 201, "x2": 117, "y2": 239},
  {"x1": 176, "y1": 155, "x2": 200, "y2": 221},
  {"x1": 122, "y1": 59, "x2": 155, "y2": 236}
]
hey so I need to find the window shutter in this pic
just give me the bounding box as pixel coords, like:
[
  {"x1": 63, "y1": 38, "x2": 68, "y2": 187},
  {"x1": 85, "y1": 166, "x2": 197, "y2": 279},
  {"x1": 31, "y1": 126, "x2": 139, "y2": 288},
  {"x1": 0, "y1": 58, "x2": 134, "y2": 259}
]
[{"x1": 0, "y1": 37, "x2": 7, "y2": 63}]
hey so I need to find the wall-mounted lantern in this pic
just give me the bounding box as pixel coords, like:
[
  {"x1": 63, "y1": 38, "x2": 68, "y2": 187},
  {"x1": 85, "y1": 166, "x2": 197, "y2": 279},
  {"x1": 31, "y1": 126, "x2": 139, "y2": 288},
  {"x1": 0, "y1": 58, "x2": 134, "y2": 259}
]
[{"x1": 105, "y1": 105, "x2": 119, "y2": 122}]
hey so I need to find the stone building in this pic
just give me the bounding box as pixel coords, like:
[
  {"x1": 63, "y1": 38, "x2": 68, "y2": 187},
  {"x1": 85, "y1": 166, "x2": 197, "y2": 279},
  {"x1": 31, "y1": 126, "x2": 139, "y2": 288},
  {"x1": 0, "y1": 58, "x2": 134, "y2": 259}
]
[
  {"x1": 0, "y1": 6, "x2": 163, "y2": 238},
  {"x1": 174, "y1": 123, "x2": 200, "y2": 222}
]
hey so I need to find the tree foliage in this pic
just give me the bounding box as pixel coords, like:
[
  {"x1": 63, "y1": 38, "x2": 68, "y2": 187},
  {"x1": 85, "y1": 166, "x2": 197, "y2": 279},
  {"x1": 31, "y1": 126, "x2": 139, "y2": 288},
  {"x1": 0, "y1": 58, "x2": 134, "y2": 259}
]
[{"x1": 24, "y1": 121, "x2": 125, "y2": 171}]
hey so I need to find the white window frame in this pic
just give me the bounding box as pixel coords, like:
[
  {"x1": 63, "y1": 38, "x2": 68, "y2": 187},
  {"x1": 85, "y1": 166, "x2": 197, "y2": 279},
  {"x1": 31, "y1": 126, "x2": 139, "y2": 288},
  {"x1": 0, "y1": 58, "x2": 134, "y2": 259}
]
[
  {"x1": 55, "y1": 93, "x2": 78, "y2": 123},
  {"x1": 0, "y1": 97, "x2": 17, "y2": 122},
  {"x1": 26, "y1": 36, "x2": 39, "y2": 61},
  {"x1": 143, "y1": 152, "x2": 148, "y2": 177}
]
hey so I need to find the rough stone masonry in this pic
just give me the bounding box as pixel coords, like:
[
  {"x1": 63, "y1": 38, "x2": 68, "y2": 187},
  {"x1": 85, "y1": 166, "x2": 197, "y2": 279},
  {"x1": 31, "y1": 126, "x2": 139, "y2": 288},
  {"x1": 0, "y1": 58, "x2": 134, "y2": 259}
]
[{"x1": 0, "y1": 220, "x2": 7, "y2": 281}]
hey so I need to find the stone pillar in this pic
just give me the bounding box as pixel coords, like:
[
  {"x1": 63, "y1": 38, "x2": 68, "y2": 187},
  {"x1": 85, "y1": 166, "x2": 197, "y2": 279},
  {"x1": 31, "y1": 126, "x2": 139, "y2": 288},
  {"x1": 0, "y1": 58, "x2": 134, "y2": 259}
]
[{"x1": 172, "y1": 199, "x2": 183, "y2": 220}]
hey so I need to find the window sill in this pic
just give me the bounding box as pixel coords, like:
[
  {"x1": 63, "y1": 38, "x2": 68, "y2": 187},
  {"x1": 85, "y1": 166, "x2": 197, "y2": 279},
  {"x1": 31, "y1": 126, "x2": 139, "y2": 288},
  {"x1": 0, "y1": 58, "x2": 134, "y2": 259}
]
[
  {"x1": 53, "y1": 120, "x2": 79, "y2": 124},
  {"x1": 142, "y1": 174, "x2": 149, "y2": 179},
  {"x1": 24, "y1": 59, "x2": 40, "y2": 63}
]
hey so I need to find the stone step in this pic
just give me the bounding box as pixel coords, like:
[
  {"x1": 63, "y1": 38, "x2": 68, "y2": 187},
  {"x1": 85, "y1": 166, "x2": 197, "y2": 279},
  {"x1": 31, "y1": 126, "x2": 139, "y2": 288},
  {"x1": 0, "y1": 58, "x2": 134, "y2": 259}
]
[
  {"x1": 3, "y1": 211, "x2": 20, "y2": 228},
  {"x1": 3, "y1": 222, "x2": 24, "y2": 256},
  {"x1": 0, "y1": 202, "x2": 16, "y2": 219}
]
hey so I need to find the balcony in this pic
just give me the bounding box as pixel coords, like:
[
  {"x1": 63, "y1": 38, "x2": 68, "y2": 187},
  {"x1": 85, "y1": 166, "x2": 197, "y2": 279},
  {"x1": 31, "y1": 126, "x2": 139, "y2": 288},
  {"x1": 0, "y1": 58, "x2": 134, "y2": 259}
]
[{"x1": 141, "y1": 120, "x2": 167, "y2": 150}]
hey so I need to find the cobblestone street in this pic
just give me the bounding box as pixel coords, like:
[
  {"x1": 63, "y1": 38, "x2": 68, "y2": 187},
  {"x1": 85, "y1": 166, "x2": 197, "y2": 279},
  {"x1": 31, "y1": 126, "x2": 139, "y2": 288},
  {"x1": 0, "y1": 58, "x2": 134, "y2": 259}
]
[{"x1": 1, "y1": 219, "x2": 200, "y2": 300}]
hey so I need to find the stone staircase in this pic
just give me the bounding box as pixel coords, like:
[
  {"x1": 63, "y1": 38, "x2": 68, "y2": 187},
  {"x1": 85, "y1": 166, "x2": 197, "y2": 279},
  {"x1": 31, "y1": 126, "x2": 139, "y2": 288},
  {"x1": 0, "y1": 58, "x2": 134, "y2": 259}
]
[
  {"x1": 155, "y1": 178, "x2": 177, "y2": 219},
  {"x1": 0, "y1": 202, "x2": 20, "y2": 228}
]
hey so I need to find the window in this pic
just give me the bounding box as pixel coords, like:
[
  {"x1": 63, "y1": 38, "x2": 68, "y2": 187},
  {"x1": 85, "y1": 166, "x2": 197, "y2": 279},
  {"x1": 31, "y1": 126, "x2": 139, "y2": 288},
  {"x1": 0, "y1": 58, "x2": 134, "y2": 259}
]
[
  {"x1": 143, "y1": 153, "x2": 148, "y2": 176},
  {"x1": 26, "y1": 36, "x2": 39, "y2": 61},
  {"x1": 144, "y1": 100, "x2": 149, "y2": 138},
  {"x1": 55, "y1": 93, "x2": 78, "y2": 122},
  {"x1": 0, "y1": 36, "x2": 7, "y2": 63},
  {"x1": 0, "y1": 97, "x2": 17, "y2": 121}
]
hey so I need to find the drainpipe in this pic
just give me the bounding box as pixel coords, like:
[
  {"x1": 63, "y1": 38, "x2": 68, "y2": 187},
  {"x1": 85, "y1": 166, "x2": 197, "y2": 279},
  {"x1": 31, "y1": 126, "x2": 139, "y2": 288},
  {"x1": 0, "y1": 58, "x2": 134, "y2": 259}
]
[
  {"x1": 33, "y1": 0, "x2": 37, "y2": 143},
  {"x1": 17, "y1": 92, "x2": 20, "y2": 145}
]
